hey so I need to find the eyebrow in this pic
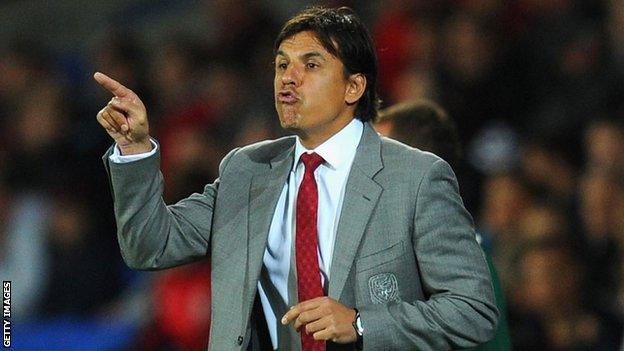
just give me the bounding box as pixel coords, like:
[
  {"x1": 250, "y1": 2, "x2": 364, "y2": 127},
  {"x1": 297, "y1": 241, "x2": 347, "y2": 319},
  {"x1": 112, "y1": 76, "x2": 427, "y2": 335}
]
[{"x1": 276, "y1": 50, "x2": 327, "y2": 61}]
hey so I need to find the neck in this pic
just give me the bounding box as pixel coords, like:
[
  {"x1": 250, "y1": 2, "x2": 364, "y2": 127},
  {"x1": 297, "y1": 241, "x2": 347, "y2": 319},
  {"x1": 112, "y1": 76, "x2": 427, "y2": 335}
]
[{"x1": 298, "y1": 117, "x2": 357, "y2": 149}]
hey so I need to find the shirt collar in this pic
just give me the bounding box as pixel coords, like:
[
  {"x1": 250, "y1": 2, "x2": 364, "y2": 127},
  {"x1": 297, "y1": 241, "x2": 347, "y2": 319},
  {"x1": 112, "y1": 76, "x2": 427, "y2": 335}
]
[{"x1": 293, "y1": 118, "x2": 364, "y2": 171}]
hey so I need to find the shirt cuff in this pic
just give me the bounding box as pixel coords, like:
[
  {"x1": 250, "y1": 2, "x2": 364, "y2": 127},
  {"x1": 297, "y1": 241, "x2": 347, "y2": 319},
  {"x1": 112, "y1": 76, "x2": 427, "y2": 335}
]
[{"x1": 109, "y1": 139, "x2": 158, "y2": 163}]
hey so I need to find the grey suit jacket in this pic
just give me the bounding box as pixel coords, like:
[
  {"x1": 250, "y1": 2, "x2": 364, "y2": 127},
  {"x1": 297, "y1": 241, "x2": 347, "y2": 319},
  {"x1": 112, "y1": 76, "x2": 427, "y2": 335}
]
[{"x1": 104, "y1": 122, "x2": 498, "y2": 350}]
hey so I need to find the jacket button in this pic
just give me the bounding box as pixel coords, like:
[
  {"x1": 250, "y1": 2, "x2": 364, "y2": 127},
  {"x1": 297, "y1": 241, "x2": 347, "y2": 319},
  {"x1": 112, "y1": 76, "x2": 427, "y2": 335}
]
[{"x1": 237, "y1": 335, "x2": 244, "y2": 345}]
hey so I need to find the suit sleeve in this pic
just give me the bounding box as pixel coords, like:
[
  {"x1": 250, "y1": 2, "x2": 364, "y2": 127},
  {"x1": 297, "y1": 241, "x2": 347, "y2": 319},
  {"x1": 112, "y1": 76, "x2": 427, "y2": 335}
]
[
  {"x1": 102, "y1": 143, "x2": 239, "y2": 270},
  {"x1": 358, "y1": 159, "x2": 499, "y2": 350}
]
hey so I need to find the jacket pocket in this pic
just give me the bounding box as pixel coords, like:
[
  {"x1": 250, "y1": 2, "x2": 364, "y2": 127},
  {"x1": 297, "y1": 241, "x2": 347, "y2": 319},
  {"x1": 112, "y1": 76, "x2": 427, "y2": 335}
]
[{"x1": 355, "y1": 240, "x2": 405, "y2": 273}]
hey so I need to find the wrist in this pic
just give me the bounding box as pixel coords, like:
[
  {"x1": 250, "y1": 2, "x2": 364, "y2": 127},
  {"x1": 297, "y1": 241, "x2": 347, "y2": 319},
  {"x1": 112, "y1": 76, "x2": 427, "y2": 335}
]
[{"x1": 119, "y1": 139, "x2": 152, "y2": 155}]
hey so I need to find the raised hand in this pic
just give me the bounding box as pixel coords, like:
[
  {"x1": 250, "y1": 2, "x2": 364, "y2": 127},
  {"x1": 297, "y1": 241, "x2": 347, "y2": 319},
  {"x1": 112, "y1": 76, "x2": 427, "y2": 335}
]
[{"x1": 94, "y1": 72, "x2": 152, "y2": 155}]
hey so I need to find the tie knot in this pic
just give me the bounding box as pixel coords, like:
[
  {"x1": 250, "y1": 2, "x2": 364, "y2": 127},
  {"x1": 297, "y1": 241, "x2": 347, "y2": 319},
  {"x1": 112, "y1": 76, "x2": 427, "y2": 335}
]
[{"x1": 300, "y1": 152, "x2": 324, "y2": 173}]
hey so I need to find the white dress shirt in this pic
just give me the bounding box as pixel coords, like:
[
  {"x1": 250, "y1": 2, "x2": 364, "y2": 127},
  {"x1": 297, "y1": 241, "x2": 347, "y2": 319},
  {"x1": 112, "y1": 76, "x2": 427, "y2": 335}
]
[
  {"x1": 259, "y1": 119, "x2": 362, "y2": 348},
  {"x1": 109, "y1": 118, "x2": 364, "y2": 349}
]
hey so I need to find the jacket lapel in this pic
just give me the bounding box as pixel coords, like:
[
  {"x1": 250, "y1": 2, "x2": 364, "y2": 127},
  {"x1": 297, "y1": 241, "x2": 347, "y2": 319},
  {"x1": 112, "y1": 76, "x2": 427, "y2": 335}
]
[
  {"x1": 243, "y1": 143, "x2": 295, "y2": 319},
  {"x1": 329, "y1": 123, "x2": 383, "y2": 299}
]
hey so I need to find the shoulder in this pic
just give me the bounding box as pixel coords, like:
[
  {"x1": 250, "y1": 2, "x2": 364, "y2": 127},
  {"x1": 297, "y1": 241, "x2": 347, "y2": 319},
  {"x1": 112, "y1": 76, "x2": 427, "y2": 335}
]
[
  {"x1": 237, "y1": 135, "x2": 296, "y2": 157},
  {"x1": 375, "y1": 134, "x2": 460, "y2": 197},
  {"x1": 221, "y1": 135, "x2": 296, "y2": 171},
  {"x1": 376, "y1": 135, "x2": 463, "y2": 210},
  {"x1": 378, "y1": 135, "x2": 445, "y2": 176}
]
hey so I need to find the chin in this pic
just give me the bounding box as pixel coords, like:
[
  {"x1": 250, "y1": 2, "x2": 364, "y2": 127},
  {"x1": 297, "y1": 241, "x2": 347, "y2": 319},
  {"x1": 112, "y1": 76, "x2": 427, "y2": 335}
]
[
  {"x1": 278, "y1": 111, "x2": 302, "y2": 130},
  {"x1": 281, "y1": 121, "x2": 301, "y2": 133}
]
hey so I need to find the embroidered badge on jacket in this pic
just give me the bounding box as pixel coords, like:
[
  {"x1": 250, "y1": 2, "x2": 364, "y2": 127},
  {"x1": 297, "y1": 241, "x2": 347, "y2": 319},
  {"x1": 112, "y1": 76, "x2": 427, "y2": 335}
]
[{"x1": 369, "y1": 272, "x2": 400, "y2": 304}]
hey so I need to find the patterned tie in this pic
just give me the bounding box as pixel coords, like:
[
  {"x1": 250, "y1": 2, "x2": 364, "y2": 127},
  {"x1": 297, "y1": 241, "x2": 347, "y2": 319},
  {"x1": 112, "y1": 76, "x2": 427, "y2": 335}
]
[{"x1": 296, "y1": 152, "x2": 326, "y2": 351}]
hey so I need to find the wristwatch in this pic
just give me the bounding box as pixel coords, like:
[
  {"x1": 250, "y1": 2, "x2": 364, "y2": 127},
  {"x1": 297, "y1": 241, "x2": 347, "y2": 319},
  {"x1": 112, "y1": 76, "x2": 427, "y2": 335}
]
[{"x1": 352, "y1": 309, "x2": 363, "y2": 350}]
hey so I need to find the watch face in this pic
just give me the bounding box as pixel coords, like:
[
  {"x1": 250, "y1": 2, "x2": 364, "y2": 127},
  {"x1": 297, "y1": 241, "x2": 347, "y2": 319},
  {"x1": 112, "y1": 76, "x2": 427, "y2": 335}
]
[{"x1": 356, "y1": 316, "x2": 364, "y2": 333}]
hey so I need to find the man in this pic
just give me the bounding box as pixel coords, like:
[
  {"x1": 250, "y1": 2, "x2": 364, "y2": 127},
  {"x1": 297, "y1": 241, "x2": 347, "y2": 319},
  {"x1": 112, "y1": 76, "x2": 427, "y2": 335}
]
[
  {"x1": 95, "y1": 7, "x2": 497, "y2": 351},
  {"x1": 376, "y1": 100, "x2": 512, "y2": 351}
]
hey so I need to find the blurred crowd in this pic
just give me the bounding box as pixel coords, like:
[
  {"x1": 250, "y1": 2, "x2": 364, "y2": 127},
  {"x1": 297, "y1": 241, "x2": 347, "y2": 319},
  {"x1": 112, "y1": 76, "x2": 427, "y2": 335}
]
[{"x1": 1, "y1": 0, "x2": 624, "y2": 350}]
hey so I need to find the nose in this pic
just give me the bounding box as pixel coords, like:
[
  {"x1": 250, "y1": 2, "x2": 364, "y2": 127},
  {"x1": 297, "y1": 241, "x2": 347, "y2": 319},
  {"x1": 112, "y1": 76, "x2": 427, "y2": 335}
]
[{"x1": 281, "y1": 63, "x2": 301, "y2": 87}]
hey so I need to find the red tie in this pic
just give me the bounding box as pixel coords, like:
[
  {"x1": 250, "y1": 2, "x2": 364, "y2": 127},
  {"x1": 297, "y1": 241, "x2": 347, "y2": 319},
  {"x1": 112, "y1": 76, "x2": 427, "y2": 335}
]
[{"x1": 296, "y1": 152, "x2": 326, "y2": 351}]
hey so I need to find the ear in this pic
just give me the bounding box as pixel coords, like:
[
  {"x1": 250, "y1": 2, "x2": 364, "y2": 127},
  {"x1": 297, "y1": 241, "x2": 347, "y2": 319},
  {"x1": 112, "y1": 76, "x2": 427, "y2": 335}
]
[{"x1": 345, "y1": 73, "x2": 366, "y2": 105}]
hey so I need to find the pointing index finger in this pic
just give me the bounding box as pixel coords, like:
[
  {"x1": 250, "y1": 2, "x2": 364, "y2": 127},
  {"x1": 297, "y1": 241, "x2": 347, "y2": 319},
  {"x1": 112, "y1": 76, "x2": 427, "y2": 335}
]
[{"x1": 93, "y1": 72, "x2": 133, "y2": 99}]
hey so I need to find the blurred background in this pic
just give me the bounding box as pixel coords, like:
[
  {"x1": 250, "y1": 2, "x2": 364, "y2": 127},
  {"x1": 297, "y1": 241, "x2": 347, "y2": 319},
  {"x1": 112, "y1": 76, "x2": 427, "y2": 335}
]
[{"x1": 1, "y1": 0, "x2": 624, "y2": 350}]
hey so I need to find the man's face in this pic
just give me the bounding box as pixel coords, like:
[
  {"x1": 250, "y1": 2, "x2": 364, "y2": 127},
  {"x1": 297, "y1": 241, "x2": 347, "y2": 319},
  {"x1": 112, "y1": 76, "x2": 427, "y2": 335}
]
[{"x1": 274, "y1": 31, "x2": 355, "y2": 143}]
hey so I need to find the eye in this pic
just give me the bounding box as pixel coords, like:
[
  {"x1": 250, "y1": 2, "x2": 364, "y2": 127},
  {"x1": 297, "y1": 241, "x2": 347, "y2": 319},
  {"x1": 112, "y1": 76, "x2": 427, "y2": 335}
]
[
  {"x1": 276, "y1": 62, "x2": 288, "y2": 71},
  {"x1": 306, "y1": 62, "x2": 319, "y2": 69}
]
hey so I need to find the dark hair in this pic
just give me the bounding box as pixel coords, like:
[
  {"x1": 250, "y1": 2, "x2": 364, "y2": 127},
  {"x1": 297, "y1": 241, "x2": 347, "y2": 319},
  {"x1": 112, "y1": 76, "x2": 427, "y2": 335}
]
[
  {"x1": 274, "y1": 6, "x2": 381, "y2": 122},
  {"x1": 378, "y1": 100, "x2": 461, "y2": 168}
]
